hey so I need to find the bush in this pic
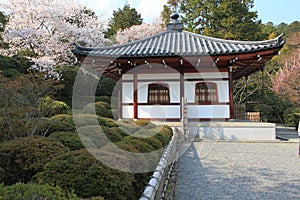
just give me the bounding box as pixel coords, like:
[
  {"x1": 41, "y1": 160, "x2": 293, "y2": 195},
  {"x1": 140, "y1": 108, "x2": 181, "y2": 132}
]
[
  {"x1": 284, "y1": 107, "x2": 300, "y2": 128},
  {"x1": 39, "y1": 96, "x2": 70, "y2": 117},
  {"x1": 0, "y1": 183, "x2": 79, "y2": 200},
  {"x1": 0, "y1": 137, "x2": 67, "y2": 185},
  {"x1": 36, "y1": 149, "x2": 136, "y2": 199},
  {"x1": 117, "y1": 119, "x2": 141, "y2": 134},
  {"x1": 50, "y1": 114, "x2": 74, "y2": 125},
  {"x1": 72, "y1": 114, "x2": 117, "y2": 128},
  {"x1": 134, "y1": 120, "x2": 156, "y2": 129},
  {"x1": 117, "y1": 137, "x2": 155, "y2": 153},
  {"x1": 49, "y1": 131, "x2": 84, "y2": 151},
  {"x1": 100, "y1": 126, "x2": 123, "y2": 143},
  {"x1": 34, "y1": 117, "x2": 75, "y2": 136},
  {"x1": 83, "y1": 101, "x2": 113, "y2": 118}
]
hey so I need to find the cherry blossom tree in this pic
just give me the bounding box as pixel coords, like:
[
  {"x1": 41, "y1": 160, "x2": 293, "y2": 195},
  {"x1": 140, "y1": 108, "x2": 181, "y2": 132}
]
[
  {"x1": 0, "y1": 0, "x2": 107, "y2": 69},
  {"x1": 116, "y1": 22, "x2": 164, "y2": 44},
  {"x1": 272, "y1": 49, "x2": 300, "y2": 103}
]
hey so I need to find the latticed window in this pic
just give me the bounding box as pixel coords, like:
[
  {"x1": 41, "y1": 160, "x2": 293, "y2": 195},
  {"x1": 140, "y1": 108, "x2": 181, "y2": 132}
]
[
  {"x1": 195, "y1": 82, "x2": 218, "y2": 103},
  {"x1": 148, "y1": 83, "x2": 170, "y2": 104}
]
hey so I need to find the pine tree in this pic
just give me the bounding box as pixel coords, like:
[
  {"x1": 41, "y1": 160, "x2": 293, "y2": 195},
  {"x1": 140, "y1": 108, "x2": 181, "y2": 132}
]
[
  {"x1": 162, "y1": 0, "x2": 263, "y2": 40},
  {"x1": 105, "y1": 4, "x2": 143, "y2": 38}
]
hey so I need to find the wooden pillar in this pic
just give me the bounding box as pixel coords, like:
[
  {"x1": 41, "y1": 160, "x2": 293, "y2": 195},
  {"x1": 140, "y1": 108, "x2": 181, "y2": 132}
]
[
  {"x1": 261, "y1": 65, "x2": 265, "y2": 99},
  {"x1": 133, "y1": 72, "x2": 138, "y2": 119},
  {"x1": 229, "y1": 66, "x2": 234, "y2": 119},
  {"x1": 118, "y1": 77, "x2": 123, "y2": 120},
  {"x1": 180, "y1": 65, "x2": 184, "y2": 119}
]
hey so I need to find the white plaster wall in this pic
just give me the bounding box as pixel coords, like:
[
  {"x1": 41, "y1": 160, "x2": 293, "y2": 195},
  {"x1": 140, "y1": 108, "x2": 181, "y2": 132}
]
[
  {"x1": 122, "y1": 74, "x2": 134, "y2": 81},
  {"x1": 122, "y1": 106, "x2": 134, "y2": 118},
  {"x1": 187, "y1": 105, "x2": 230, "y2": 118},
  {"x1": 122, "y1": 82, "x2": 134, "y2": 103},
  {"x1": 184, "y1": 72, "x2": 228, "y2": 79},
  {"x1": 138, "y1": 73, "x2": 180, "y2": 80},
  {"x1": 137, "y1": 82, "x2": 180, "y2": 103},
  {"x1": 185, "y1": 81, "x2": 229, "y2": 103},
  {"x1": 138, "y1": 105, "x2": 181, "y2": 118}
]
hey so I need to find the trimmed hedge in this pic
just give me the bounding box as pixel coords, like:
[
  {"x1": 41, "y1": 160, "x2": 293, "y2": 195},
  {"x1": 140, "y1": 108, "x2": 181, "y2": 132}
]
[
  {"x1": 72, "y1": 114, "x2": 117, "y2": 128},
  {"x1": 100, "y1": 126, "x2": 123, "y2": 143},
  {"x1": 283, "y1": 107, "x2": 300, "y2": 129},
  {"x1": 134, "y1": 120, "x2": 156, "y2": 129},
  {"x1": 49, "y1": 131, "x2": 84, "y2": 151},
  {"x1": 35, "y1": 117, "x2": 75, "y2": 136},
  {"x1": 0, "y1": 137, "x2": 67, "y2": 185},
  {"x1": 36, "y1": 149, "x2": 136, "y2": 199},
  {"x1": 82, "y1": 101, "x2": 113, "y2": 118},
  {"x1": 0, "y1": 183, "x2": 79, "y2": 200}
]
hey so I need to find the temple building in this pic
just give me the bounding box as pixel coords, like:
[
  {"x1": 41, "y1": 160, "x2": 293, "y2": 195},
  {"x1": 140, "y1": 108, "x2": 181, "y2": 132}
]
[{"x1": 73, "y1": 14, "x2": 284, "y2": 123}]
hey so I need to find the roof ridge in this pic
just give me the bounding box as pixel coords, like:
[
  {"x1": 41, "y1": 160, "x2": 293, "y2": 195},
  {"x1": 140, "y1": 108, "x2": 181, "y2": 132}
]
[{"x1": 183, "y1": 31, "x2": 284, "y2": 45}]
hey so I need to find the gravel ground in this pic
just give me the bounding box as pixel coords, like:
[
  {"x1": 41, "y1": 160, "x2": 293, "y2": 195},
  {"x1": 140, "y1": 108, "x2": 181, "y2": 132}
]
[{"x1": 175, "y1": 141, "x2": 300, "y2": 200}]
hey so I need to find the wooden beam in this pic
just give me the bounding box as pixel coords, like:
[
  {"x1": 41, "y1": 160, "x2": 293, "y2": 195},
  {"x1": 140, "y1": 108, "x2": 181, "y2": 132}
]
[{"x1": 229, "y1": 66, "x2": 234, "y2": 119}]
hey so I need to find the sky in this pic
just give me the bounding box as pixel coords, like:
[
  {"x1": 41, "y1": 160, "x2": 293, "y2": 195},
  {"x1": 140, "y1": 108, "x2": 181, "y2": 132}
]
[
  {"x1": 0, "y1": 0, "x2": 299, "y2": 25},
  {"x1": 80, "y1": 0, "x2": 300, "y2": 25}
]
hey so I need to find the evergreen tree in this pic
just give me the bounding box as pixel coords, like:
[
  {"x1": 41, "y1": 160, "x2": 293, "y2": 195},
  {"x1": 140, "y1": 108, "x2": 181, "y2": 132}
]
[
  {"x1": 105, "y1": 4, "x2": 143, "y2": 38},
  {"x1": 162, "y1": 0, "x2": 262, "y2": 40}
]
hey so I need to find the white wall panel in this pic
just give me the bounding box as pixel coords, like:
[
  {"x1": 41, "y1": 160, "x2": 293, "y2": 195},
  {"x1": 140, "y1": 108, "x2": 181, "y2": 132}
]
[
  {"x1": 138, "y1": 73, "x2": 180, "y2": 80},
  {"x1": 184, "y1": 72, "x2": 228, "y2": 79},
  {"x1": 122, "y1": 106, "x2": 134, "y2": 118},
  {"x1": 138, "y1": 105, "x2": 181, "y2": 118},
  {"x1": 187, "y1": 105, "x2": 230, "y2": 118},
  {"x1": 122, "y1": 82, "x2": 134, "y2": 103},
  {"x1": 122, "y1": 74, "x2": 134, "y2": 81}
]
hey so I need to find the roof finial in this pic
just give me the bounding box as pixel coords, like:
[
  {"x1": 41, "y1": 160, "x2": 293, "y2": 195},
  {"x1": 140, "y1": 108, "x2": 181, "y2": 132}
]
[{"x1": 167, "y1": 13, "x2": 183, "y2": 32}]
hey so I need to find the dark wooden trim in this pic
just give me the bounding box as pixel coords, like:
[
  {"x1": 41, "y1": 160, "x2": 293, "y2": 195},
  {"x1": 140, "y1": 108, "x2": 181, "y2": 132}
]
[
  {"x1": 121, "y1": 79, "x2": 179, "y2": 83},
  {"x1": 188, "y1": 118, "x2": 230, "y2": 121},
  {"x1": 187, "y1": 102, "x2": 230, "y2": 106},
  {"x1": 122, "y1": 103, "x2": 180, "y2": 106},
  {"x1": 180, "y1": 66, "x2": 185, "y2": 119},
  {"x1": 228, "y1": 67, "x2": 234, "y2": 119},
  {"x1": 133, "y1": 118, "x2": 182, "y2": 122},
  {"x1": 133, "y1": 73, "x2": 138, "y2": 119},
  {"x1": 185, "y1": 78, "x2": 229, "y2": 81},
  {"x1": 118, "y1": 78, "x2": 123, "y2": 120}
]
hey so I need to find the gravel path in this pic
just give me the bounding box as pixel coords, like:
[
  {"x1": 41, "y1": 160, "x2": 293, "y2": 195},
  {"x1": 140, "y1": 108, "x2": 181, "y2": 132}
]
[{"x1": 176, "y1": 141, "x2": 300, "y2": 200}]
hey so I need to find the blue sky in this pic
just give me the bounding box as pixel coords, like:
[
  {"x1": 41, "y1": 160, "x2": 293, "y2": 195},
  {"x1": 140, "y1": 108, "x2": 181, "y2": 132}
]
[
  {"x1": 0, "y1": 0, "x2": 299, "y2": 25},
  {"x1": 80, "y1": 0, "x2": 299, "y2": 25}
]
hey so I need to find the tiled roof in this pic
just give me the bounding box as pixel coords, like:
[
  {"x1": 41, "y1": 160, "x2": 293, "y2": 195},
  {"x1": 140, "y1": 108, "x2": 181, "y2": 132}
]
[{"x1": 73, "y1": 30, "x2": 285, "y2": 58}]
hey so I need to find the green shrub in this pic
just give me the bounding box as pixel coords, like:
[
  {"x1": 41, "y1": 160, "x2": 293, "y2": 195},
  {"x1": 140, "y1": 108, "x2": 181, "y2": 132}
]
[
  {"x1": 50, "y1": 114, "x2": 74, "y2": 125},
  {"x1": 101, "y1": 126, "x2": 123, "y2": 143},
  {"x1": 134, "y1": 120, "x2": 156, "y2": 129},
  {"x1": 0, "y1": 183, "x2": 79, "y2": 200},
  {"x1": 283, "y1": 107, "x2": 300, "y2": 128},
  {"x1": 49, "y1": 131, "x2": 84, "y2": 151},
  {"x1": 82, "y1": 101, "x2": 113, "y2": 118},
  {"x1": 2, "y1": 68, "x2": 22, "y2": 78},
  {"x1": 151, "y1": 125, "x2": 173, "y2": 146},
  {"x1": 0, "y1": 137, "x2": 67, "y2": 185},
  {"x1": 117, "y1": 137, "x2": 155, "y2": 153},
  {"x1": 97, "y1": 96, "x2": 111, "y2": 104},
  {"x1": 110, "y1": 127, "x2": 129, "y2": 137},
  {"x1": 131, "y1": 130, "x2": 163, "y2": 150},
  {"x1": 117, "y1": 119, "x2": 141, "y2": 134},
  {"x1": 39, "y1": 96, "x2": 70, "y2": 117},
  {"x1": 72, "y1": 114, "x2": 117, "y2": 128},
  {"x1": 34, "y1": 117, "x2": 75, "y2": 136},
  {"x1": 36, "y1": 149, "x2": 136, "y2": 199}
]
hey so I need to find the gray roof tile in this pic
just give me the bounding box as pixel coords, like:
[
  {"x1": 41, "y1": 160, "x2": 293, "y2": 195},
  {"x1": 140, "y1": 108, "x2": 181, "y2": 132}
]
[{"x1": 73, "y1": 30, "x2": 285, "y2": 58}]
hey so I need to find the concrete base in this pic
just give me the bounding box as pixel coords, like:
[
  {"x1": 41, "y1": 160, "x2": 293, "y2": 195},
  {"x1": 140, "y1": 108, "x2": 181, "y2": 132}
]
[{"x1": 162, "y1": 121, "x2": 276, "y2": 141}]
